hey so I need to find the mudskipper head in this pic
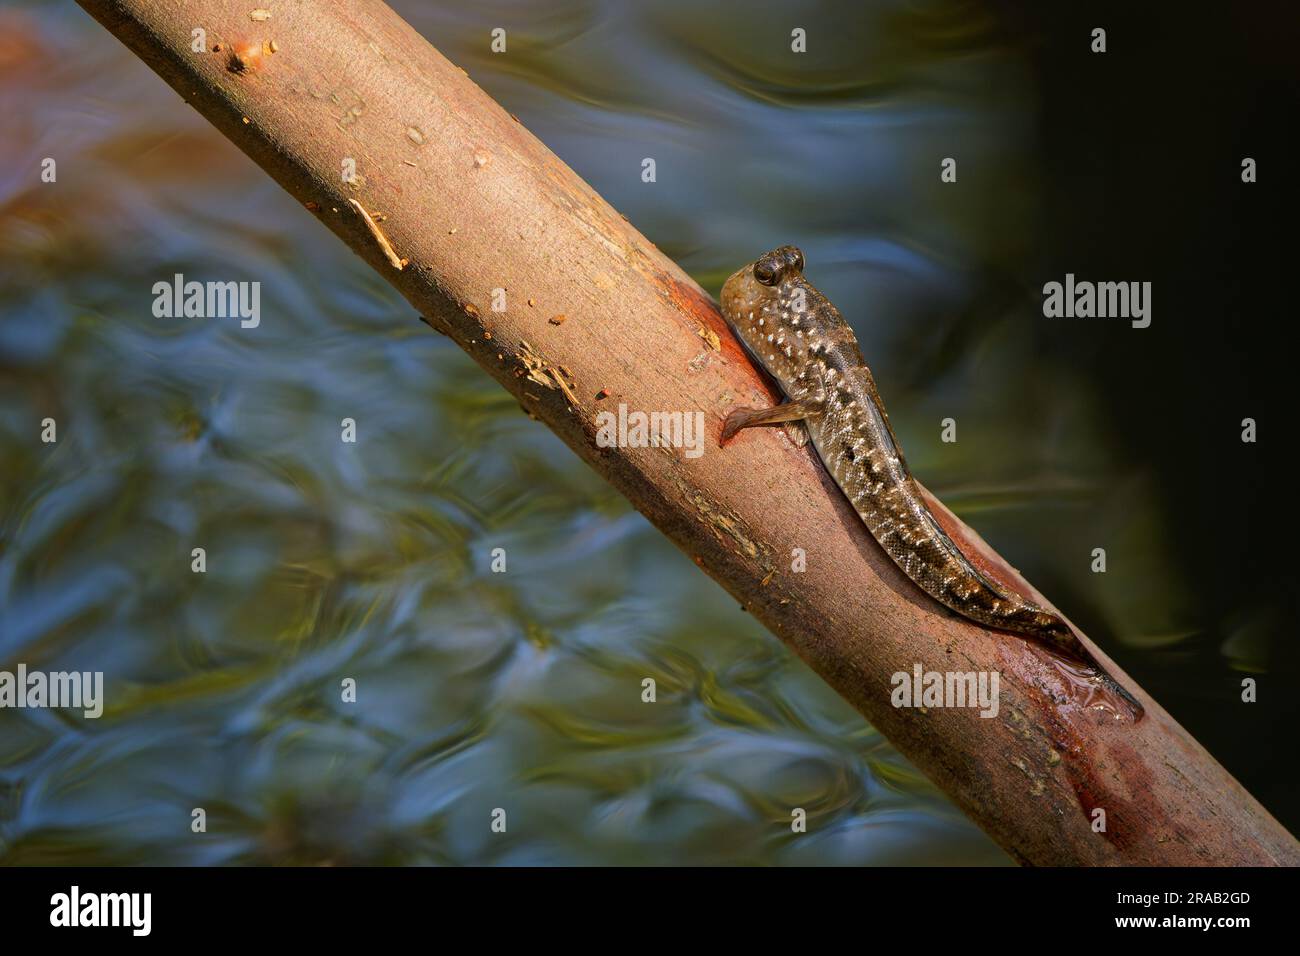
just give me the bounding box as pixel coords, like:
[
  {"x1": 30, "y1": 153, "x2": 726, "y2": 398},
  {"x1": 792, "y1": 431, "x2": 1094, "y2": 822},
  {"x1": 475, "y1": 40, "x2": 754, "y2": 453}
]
[
  {"x1": 752, "y1": 245, "x2": 804, "y2": 286},
  {"x1": 721, "y1": 245, "x2": 804, "y2": 348},
  {"x1": 721, "y1": 245, "x2": 805, "y2": 326},
  {"x1": 720, "y1": 245, "x2": 825, "y2": 390}
]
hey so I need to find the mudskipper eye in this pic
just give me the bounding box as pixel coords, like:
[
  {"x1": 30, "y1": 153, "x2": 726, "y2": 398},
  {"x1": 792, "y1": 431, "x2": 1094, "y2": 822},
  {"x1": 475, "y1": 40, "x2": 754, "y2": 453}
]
[
  {"x1": 754, "y1": 262, "x2": 778, "y2": 286},
  {"x1": 789, "y1": 247, "x2": 804, "y2": 273}
]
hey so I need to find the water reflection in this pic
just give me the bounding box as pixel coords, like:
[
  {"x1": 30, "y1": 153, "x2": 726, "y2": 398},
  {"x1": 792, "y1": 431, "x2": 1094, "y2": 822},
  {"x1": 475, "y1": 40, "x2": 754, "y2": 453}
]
[{"x1": 1, "y1": 0, "x2": 1215, "y2": 865}]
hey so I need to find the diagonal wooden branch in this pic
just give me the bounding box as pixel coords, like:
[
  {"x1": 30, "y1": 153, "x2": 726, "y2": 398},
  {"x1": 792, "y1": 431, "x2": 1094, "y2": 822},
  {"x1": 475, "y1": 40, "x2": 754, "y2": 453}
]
[{"x1": 77, "y1": 0, "x2": 1298, "y2": 865}]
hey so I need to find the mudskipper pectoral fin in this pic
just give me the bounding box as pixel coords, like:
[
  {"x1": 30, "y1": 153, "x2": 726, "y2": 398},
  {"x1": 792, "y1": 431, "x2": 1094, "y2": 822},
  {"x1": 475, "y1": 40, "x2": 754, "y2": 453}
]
[{"x1": 721, "y1": 399, "x2": 823, "y2": 444}]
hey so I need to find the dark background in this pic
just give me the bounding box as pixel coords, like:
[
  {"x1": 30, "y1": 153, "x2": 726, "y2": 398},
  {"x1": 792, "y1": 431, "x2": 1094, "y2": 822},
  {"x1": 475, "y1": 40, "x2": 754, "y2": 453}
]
[{"x1": 999, "y1": 1, "x2": 1299, "y2": 827}]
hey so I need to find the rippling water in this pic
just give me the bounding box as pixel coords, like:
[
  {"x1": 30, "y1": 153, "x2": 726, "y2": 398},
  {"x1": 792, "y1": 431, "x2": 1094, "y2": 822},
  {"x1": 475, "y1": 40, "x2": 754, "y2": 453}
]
[{"x1": 1, "y1": 1, "x2": 1291, "y2": 865}]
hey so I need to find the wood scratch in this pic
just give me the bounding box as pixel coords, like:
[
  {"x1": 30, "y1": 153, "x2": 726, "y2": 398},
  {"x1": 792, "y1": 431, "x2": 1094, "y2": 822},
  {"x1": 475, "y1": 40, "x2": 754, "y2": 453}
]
[
  {"x1": 348, "y1": 198, "x2": 406, "y2": 270},
  {"x1": 548, "y1": 367, "x2": 579, "y2": 407},
  {"x1": 518, "y1": 340, "x2": 579, "y2": 410}
]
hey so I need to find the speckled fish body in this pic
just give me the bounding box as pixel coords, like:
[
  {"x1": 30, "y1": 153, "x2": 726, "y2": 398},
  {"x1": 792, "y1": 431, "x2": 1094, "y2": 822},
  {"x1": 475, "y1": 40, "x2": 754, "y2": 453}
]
[{"x1": 720, "y1": 246, "x2": 1127, "y2": 685}]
